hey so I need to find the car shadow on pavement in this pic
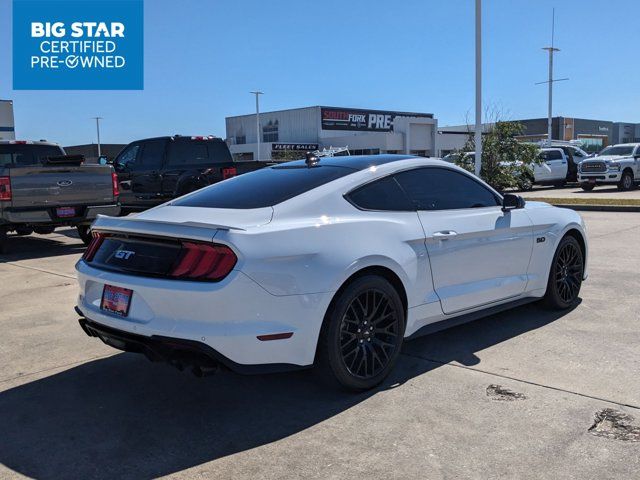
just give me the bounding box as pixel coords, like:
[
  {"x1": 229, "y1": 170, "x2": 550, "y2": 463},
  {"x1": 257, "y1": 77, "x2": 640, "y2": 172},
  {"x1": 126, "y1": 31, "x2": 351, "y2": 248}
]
[
  {"x1": 0, "y1": 231, "x2": 85, "y2": 261},
  {"x1": 0, "y1": 301, "x2": 577, "y2": 479}
]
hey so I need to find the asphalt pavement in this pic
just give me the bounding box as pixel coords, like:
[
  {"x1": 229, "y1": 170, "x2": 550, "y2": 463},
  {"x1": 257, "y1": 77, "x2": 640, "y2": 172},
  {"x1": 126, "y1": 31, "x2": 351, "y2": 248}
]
[{"x1": 0, "y1": 212, "x2": 638, "y2": 479}]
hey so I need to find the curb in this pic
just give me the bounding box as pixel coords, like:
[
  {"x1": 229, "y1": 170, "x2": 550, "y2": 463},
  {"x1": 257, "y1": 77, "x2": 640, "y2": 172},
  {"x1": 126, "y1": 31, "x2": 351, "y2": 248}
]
[{"x1": 550, "y1": 204, "x2": 640, "y2": 212}]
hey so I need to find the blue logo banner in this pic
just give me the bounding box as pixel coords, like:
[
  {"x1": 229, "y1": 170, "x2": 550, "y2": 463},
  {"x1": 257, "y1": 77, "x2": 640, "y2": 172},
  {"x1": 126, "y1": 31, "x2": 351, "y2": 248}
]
[{"x1": 13, "y1": 0, "x2": 144, "y2": 90}]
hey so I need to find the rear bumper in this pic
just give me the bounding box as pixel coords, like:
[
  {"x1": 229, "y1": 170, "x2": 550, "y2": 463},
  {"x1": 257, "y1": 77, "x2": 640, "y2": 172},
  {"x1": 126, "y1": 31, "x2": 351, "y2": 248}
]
[
  {"x1": 1, "y1": 204, "x2": 120, "y2": 226},
  {"x1": 77, "y1": 313, "x2": 305, "y2": 375},
  {"x1": 75, "y1": 261, "x2": 334, "y2": 368}
]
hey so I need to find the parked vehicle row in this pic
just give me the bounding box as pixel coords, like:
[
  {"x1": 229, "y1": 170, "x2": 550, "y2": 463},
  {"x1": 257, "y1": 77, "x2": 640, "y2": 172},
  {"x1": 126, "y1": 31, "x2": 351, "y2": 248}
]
[{"x1": 0, "y1": 140, "x2": 120, "y2": 253}]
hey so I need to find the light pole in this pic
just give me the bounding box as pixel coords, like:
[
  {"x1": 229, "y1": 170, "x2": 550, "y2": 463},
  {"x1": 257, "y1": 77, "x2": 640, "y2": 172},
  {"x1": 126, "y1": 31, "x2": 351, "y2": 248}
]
[
  {"x1": 92, "y1": 116, "x2": 103, "y2": 157},
  {"x1": 250, "y1": 91, "x2": 263, "y2": 160},
  {"x1": 474, "y1": 0, "x2": 482, "y2": 177},
  {"x1": 536, "y1": 9, "x2": 568, "y2": 144}
]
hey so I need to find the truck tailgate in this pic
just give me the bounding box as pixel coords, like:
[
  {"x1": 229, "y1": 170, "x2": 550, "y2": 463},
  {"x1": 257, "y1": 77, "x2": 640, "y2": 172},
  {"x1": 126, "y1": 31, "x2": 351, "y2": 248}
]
[{"x1": 8, "y1": 165, "x2": 115, "y2": 208}]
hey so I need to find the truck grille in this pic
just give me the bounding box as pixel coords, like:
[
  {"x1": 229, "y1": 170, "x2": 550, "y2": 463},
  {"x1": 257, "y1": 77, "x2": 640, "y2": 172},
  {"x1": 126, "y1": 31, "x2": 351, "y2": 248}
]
[{"x1": 581, "y1": 161, "x2": 606, "y2": 173}]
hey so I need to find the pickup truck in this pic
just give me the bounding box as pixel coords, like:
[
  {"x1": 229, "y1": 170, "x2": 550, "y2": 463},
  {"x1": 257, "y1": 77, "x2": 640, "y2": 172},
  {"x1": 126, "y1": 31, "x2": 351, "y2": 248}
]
[
  {"x1": 578, "y1": 143, "x2": 640, "y2": 191},
  {"x1": 0, "y1": 140, "x2": 120, "y2": 253},
  {"x1": 112, "y1": 135, "x2": 269, "y2": 212}
]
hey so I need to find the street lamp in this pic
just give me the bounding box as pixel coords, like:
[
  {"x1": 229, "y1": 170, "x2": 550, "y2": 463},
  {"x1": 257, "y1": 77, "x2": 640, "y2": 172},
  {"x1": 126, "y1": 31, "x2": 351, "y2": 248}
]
[
  {"x1": 474, "y1": 0, "x2": 482, "y2": 177},
  {"x1": 250, "y1": 91, "x2": 263, "y2": 160},
  {"x1": 92, "y1": 116, "x2": 103, "y2": 157}
]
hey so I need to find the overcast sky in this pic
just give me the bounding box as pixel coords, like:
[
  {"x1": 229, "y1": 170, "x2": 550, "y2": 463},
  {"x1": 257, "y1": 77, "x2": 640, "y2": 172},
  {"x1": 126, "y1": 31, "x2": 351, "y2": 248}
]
[{"x1": 1, "y1": 0, "x2": 638, "y2": 145}]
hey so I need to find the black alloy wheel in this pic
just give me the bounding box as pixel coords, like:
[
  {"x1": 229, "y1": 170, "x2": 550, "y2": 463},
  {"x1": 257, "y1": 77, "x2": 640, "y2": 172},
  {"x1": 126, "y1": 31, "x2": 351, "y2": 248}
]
[
  {"x1": 316, "y1": 275, "x2": 405, "y2": 391},
  {"x1": 544, "y1": 235, "x2": 584, "y2": 309},
  {"x1": 339, "y1": 289, "x2": 399, "y2": 379}
]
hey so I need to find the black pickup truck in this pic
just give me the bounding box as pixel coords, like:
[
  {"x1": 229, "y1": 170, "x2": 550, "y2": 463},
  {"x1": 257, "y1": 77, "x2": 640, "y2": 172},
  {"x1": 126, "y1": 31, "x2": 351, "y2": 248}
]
[{"x1": 113, "y1": 135, "x2": 268, "y2": 211}]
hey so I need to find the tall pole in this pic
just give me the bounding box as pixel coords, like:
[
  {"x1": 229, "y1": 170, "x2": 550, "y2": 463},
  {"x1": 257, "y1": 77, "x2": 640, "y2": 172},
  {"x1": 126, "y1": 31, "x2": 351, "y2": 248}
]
[
  {"x1": 92, "y1": 116, "x2": 103, "y2": 157},
  {"x1": 538, "y1": 9, "x2": 567, "y2": 144},
  {"x1": 474, "y1": 0, "x2": 482, "y2": 177},
  {"x1": 250, "y1": 91, "x2": 263, "y2": 160}
]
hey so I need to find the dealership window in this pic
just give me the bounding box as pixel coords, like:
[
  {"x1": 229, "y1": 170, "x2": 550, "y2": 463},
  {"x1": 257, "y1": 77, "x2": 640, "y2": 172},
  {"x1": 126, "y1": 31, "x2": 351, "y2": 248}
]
[
  {"x1": 235, "y1": 134, "x2": 246, "y2": 145},
  {"x1": 410, "y1": 150, "x2": 428, "y2": 157},
  {"x1": 263, "y1": 120, "x2": 279, "y2": 143},
  {"x1": 350, "y1": 148, "x2": 380, "y2": 156}
]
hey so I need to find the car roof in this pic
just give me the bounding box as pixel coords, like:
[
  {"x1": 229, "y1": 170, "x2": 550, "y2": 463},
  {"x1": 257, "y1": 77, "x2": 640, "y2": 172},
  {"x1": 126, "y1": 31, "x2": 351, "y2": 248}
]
[
  {"x1": 276, "y1": 154, "x2": 417, "y2": 171},
  {"x1": 0, "y1": 140, "x2": 60, "y2": 146},
  {"x1": 611, "y1": 143, "x2": 640, "y2": 147}
]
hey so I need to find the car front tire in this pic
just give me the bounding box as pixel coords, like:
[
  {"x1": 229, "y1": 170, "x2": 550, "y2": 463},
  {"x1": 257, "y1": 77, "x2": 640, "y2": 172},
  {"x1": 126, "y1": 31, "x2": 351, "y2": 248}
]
[
  {"x1": 543, "y1": 235, "x2": 584, "y2": 310},
  {"x1": 316, "y1": 275, "x2": 405, "y2": 391},
  {"x1": 580, "y1": 183, "x2": 595, "y2": 192}
]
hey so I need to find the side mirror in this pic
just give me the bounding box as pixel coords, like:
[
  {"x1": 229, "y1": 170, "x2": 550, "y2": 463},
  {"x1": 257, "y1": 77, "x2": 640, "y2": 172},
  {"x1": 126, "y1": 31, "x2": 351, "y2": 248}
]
[
  {"x1": 502, "y1": 193, "x2": 525, "y2": 212},
  {"x1": 634, "y1": 154, "x2": 640, "y2": 160}
]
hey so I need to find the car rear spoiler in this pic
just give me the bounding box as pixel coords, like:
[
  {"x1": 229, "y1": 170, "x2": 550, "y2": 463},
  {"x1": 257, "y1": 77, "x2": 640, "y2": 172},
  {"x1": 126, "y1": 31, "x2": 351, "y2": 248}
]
[
  {"x1": 45, "y1": 154, "x2": 85, "y2": 166},
  {"x1": 90, "y1": 214, "x2": 244, "y2": 243}
]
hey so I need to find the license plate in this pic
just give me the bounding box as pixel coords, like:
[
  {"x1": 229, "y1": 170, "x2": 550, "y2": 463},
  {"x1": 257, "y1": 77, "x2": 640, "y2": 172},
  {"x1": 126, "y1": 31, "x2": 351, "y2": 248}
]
[
  {"x1": 56, "y1": 206, "x2": 76, "y2": 217},
  {"x1": 588, "y1": 179, "x2": 596, "y2": 184},
  {"x1": 101, "y1": 285, "x2": 133, "y2": 317}
]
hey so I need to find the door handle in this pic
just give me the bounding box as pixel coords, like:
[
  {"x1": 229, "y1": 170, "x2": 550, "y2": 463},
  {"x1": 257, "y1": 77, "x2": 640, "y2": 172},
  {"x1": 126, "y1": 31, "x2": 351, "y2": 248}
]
[{"x1": 432, "y1": 230, "x2": 458, "y2": 239}]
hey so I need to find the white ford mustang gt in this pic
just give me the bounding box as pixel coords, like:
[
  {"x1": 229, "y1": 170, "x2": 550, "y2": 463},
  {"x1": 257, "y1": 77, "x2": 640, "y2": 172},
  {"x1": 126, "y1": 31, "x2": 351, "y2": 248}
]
[{"x1": 75, "y1": 155, "x2": 588, "y2": 390}]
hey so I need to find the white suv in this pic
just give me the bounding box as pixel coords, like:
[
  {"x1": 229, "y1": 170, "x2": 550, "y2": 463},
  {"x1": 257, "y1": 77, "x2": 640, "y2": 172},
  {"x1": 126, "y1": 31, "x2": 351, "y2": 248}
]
[{"x1": 578, "y1": 143, "x2": 640, "y2": 191}]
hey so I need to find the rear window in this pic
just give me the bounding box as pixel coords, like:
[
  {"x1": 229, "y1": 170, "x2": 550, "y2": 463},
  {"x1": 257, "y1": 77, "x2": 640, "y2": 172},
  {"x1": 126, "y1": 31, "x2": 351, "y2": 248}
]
[
  {"x1": 173, "y1": 165, "x2": 356, "y2": 209},
  {"x1": 166, "y1": 139, "x2": 232, "y2": 166},
  {"x1": 0, "y1": 144, "x2": 64, "y2": 167},
  {"x1": 347, "y1": 176, "x2": 414, "y2": 211}
]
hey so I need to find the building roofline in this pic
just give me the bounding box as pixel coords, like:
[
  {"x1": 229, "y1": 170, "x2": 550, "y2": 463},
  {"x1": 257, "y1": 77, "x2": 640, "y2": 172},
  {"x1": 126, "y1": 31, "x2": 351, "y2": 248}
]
[{"x1": 226, "y1": 105, "x2": 433, "y2": 120}]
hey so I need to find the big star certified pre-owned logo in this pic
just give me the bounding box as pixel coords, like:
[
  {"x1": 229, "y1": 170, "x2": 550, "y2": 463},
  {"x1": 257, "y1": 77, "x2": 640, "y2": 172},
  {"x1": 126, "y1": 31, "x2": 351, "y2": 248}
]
[{"x1": 12, "y1": 0, "x2": 143, "y2": 90}]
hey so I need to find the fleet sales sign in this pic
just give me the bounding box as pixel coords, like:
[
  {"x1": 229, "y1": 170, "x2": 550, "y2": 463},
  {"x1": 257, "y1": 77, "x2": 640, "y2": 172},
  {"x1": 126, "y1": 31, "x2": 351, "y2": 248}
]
[{"x1": 12, "y1": 0, "x2": 143, "y2": 90}]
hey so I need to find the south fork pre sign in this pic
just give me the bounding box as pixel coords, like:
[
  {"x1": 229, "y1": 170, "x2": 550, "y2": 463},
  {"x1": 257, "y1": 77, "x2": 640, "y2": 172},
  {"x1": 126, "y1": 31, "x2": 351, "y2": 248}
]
[{"x1": 320, "y1": 107, "x2": 433, "y2": 132}]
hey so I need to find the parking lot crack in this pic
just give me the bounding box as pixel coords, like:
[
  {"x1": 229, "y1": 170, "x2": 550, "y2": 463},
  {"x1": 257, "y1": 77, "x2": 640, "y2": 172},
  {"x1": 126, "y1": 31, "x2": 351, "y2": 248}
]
[
  {"x1": 1, "y1": 261, "x2": 76, "y2": 280},
  {"x1": 400, "y1": 351, "x2": 640, "y2": 411}
]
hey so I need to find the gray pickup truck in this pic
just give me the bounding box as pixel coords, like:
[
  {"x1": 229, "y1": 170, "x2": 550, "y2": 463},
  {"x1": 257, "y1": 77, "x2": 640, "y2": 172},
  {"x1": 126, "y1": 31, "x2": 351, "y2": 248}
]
[{"x1": 0, "y1": 140, "x2": 120, "y2": 253}]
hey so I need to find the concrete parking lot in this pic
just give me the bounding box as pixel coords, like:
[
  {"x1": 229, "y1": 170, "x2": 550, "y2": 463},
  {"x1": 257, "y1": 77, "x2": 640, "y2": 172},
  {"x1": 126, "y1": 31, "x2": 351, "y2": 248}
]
[{"x1": 0, "y1": 211, "x2": 639, "y2": 479}]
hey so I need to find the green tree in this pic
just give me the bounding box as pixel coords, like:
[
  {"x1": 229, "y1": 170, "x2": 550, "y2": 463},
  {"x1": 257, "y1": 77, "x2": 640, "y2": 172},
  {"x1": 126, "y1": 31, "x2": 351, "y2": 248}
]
[{"x1": 457, "y1": 121, "x2": 540, "y2": 191}]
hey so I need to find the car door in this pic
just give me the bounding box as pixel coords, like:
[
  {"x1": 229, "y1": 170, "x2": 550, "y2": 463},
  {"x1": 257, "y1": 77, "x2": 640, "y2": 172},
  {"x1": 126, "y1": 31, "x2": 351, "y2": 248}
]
[
  {"x1": 538, "y1": 149, "x2": 567, "y2": 182},
  {"x1": 129, "y1": 138, "x2": 167, "y2": 207},
  {"x1": 113, "y1": 142, "x2": 142, "y2": 207},
  {"x1": 393, "y1": 167, "x2": 534, "y2": 314}
]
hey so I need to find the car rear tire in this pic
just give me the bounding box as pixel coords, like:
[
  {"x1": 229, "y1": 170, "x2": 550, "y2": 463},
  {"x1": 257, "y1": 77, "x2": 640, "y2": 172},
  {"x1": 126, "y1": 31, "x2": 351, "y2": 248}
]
[
  {"x1": 580, "y1": 183, "x2": 595, "y2": 191},
  {"x1": 543, "y1": 235, "x2": 584, "y2": 310},
  {"x1": 617, "y1": 171, "x2": 634, "y2": 191},
  {"x1": 316, "y1": 275, "x2": 405, "y2": 391},
  {"x1": 15, "y1": 227, "x2": 33, "y2": 236},
  {"x1": 33, "y1": 226, "x2": 56, "y2": 235},
  {"x1": 76, "y1": 225, "x2": 92, "y2": 245}
]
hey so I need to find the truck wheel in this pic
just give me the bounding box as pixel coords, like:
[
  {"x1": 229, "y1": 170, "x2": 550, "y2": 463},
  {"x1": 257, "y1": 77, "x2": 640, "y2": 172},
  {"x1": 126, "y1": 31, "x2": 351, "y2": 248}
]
[
  {"x1": 543, "y1": 235, "x2": 584, "y2": 310},
  {"x1": 518, "y1": 174, "x2": 534, "y2": 191},
  {"x1": 617, "y1": 171, "x2": 634, "y2": 191},
  {"x1": 315, "y1": 275, "x2": 405, "y2": 391},
  {"x1": 33, "y1": 226, "x2": 56, "y2": 235},
  {"x1": 76, "y1": 225, "x2": 92, "y2": 245},
  {"x1": 580, "y1": 183, "x2": 595, "y2": 192},
  {"x1": 0, "y1": 229, "x2": 7, "y2": 254},
  {"x1": 15, "y1": 227, "x2": 33, "y2": 236}
]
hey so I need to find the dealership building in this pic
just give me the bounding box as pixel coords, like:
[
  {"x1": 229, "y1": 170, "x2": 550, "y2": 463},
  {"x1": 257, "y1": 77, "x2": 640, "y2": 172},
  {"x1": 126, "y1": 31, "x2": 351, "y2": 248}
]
[
  {"x1": 442, "y1": 116, "x2": 640, "y2": 154},
  {"x1": 225, "y1": 106, "x2": 437, "y2": 161},
  {"x1": 0, "y1": 99, "x2": 16, "y2": 141}
]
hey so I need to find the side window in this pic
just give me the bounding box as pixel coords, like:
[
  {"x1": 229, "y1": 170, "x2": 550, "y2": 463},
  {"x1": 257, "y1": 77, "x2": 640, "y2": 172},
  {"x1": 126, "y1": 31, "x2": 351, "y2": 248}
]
[
  {"x1": 571, "y1": 148, "x2": 585, "y2": 159},
  {"x1": 635, "y1": 146, "x2": 640, "y2": 156},
  {"x1": 167, "y1": 140, "x2": 210, "y2": 166},
  {"x1": 394, "y1": 167, "x2": 500, "y2": 211},
  {"x1": 115, "y1": 143, "x2": 141, "y2": 170},
  {"x1": 539, "y1": 150, "x2": 562, "y2": 161},
  {"x1": 137, "y1": 139, "x2": 166, "y2": 169},
  {"x1": 347, "y1": 176, "x2": 415, "y2": 211}
]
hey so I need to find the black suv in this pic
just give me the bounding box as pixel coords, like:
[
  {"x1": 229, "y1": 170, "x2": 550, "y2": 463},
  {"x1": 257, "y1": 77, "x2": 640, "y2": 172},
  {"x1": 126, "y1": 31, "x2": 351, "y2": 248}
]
[{"x1": 113, "y1": 135, "x2": 266, "y2": 211}]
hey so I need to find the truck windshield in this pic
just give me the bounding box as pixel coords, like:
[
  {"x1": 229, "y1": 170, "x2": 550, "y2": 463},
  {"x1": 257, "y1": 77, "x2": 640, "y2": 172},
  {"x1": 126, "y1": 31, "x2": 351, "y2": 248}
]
[
  {"x1": 598, "y1": 146, "x2": 635, "y2": 157},
  {"x1": 0, "y1": 144, "x2": 65, "y2": 166}
]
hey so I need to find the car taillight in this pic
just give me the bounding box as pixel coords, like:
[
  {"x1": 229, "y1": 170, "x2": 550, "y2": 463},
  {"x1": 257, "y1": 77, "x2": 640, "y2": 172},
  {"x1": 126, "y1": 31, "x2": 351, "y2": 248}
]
[
  {"x1": 111, "y1": 172, "x2": 120, "y2": 197},
  {"x1": 222, "y1": 167, "x2": 237, "y2": 179},
  {"x1": 0, "y1": 176, "x2": 11, "y2": 201},
  {"x1": 83, "y1": 232, "x2": 106, "y2": 261},
  {"x1": 170, "y1": 242, "x2": 237, "y2": 281}
]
